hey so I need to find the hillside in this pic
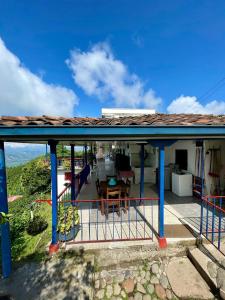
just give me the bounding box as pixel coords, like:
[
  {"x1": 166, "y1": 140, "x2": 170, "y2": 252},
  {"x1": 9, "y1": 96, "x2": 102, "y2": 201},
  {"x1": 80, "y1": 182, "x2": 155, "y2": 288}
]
[{"x1": 5, "y1": 145, "x2": 45, "y2": 167}]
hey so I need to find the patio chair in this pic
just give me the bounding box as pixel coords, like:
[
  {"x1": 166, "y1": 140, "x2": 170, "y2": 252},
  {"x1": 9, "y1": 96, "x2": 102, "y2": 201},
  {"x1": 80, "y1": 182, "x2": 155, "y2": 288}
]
[{"x1": 104, "y1": 187, "x2": 121, "y2": 218}]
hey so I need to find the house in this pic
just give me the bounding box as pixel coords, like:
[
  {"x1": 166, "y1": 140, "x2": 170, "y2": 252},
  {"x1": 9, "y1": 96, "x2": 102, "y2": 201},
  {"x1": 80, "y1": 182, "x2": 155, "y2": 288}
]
[{"x1": 1, "y1": 113, "x2": 225, "y2": 278}]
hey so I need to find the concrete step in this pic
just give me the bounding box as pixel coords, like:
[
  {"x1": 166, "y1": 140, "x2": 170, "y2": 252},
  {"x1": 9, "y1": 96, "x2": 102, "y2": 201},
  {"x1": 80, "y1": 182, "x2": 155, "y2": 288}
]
[
  {"x1": 166, "y1": 256, "x2": 214, "y2": 299},
  {"x1": 188, "y1": 247, "x2": 218, "y2": 292},
  {"x1": 202, "y1": 243, "x2": 225, "y2": 264}
]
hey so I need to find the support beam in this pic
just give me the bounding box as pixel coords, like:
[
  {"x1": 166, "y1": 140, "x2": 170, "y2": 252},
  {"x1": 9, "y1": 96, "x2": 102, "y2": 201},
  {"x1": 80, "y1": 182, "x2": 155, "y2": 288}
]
[
  {"x1": 49, "y1": 141, "x2": 59, "y2": 254},
  {"x1": 71, "y1": 144, "x2": 75, "y2": 204},
  {"x1": 0, "y1": 141, "x2": 11, "y2": 278},
  {"x1": 158, "y1": 145, "x2": 167, "y2": 248},
  {"x1": 140, "y1": 144, "x2": 145, "y2": 199},
  {"x1": 84, "y1": 145, "x2": 88, "y2": 165}
]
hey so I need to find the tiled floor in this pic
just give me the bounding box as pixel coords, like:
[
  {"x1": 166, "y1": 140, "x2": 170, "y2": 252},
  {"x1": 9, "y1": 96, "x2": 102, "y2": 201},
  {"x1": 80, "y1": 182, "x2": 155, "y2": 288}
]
[{"x1": 70, "y1": 159, "x2": 207, "y2": 246}]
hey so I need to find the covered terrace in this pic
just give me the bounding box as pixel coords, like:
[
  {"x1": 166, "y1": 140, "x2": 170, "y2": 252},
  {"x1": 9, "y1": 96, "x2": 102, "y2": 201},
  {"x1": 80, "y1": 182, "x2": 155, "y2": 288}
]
[{"x1": 1, "y1": 113, "x2": 225, "y2": 278}]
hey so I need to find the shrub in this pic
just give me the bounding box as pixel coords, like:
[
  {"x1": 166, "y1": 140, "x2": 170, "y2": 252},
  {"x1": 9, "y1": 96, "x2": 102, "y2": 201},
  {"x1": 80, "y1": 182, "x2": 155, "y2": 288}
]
[{"x1": 26, "y1": 215, "x2": 48, "y2": 236}]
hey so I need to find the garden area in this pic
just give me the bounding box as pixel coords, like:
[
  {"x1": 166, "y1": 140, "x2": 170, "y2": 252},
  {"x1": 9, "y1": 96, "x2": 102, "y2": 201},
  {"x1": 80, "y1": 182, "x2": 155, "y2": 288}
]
[{"x1": 0, "y1": 155, "x2": 52, "y2": 269}]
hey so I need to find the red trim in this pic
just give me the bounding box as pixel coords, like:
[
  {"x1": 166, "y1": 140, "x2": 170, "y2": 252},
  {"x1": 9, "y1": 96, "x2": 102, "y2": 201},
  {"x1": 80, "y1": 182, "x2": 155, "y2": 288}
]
[
  {"x1": 49, "y1": 242, "x2": 59, "y2": 254},
  {"x1": 158, "y1": 236, "x2": 167, "y2": 249},
  {"x1": 66, "y1": 237, "x2": 152, "y2": 245}
]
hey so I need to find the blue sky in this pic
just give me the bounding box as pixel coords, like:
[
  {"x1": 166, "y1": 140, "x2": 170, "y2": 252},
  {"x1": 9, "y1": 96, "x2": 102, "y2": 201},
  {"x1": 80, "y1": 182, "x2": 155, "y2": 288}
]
[{"x1": 1, "y1": 0, "x2": 225, "y2": 117}]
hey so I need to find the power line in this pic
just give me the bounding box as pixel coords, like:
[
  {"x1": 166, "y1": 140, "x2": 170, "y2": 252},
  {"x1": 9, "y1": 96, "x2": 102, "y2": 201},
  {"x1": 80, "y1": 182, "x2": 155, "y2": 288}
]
[{"x1": 198, "y1": 76, "x2": 225, "y2": 102}]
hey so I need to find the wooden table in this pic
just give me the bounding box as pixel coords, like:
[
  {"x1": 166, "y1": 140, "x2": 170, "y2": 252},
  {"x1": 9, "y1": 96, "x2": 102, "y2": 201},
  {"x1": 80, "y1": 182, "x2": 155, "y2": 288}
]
[{"x1": 99, "y1": 180, "x2": 129, "y2": 214}]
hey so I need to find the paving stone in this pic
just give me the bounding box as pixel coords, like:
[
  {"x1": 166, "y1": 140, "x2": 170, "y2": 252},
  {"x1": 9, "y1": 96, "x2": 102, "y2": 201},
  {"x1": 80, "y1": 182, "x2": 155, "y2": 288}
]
[
  {"x1": 220, "y1": 288, "x2": 225, "y2": 300},
  {"x1": 145, "y1": 271, "x2": 150, "y2": 281},
  {"x1": 155, "y1": 284, "x2": 166, "y2": 300},
  {"x1": 140, "y1": 270, "x2": 146, "y2": 279},
  {"x1": 96, "y1": 289, "x2": 105, "y2": 299},
  {"x1": 114, "y1": 283, "x2": 121, "y2": 296},
  {"x1": 95, "y1": 279, "x2": 100, "y2": 289},
  {"x1": 150, "y1": 275, "x2": 159, "y2": 284},
  {"x1": 141, "y1": 278, "x2": 147, "y2": 285},
  {"x1": 122, "y1": 278, "x2": 135, "y2": 294},
  {"x1": 167, "y1": 257, "x2": 214, "y2": 299},
  {"x1": 151, "y1": 263, "x2": 159, "y2": 275},
  {"x1": 121, "y1": 290, "x2": 127, "y2": 298},
  {"x1": 100, "y1": 278, "x2": 106, "y2": 289},
  {"x1": 143, "y1": 295, "x2": 151, "y2": 300},
  {"x1": 116, "y1": 274, "x2": 125, "y2": 283},
  {"x1": 134, "y1": 292, "x2": 143, "y2": 300},
  {"x1": 136, "y1": 283, "x2": 146, "y2": 294},
  {"x1": 106, "y1": 285, "x2": 113, "y2": 298},
  {"x1": 166, "y1": 289, "x2": 172, "y2": 300},
  {"x1": 146, "y1": 283, "x2": 154, "y2": 295},
  {"x1": 159, "y1": 274, "x2": 169, "y2": 289}
]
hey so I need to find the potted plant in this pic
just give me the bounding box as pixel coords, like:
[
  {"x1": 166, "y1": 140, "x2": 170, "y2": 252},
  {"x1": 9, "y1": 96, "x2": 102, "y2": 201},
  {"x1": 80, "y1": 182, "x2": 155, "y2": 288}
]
[{"x1": 57, "y1": 205, "x2": 80, "y2": 241}]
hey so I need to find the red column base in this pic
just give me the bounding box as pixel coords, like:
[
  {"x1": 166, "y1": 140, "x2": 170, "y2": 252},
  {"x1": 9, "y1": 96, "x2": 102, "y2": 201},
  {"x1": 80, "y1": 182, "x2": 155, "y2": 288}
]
[
  {"x1": 49, "y1": 242, "x2": 59, "y2": 254},
  {"x1": 158, "y1": 236, "x2": 167, "y2": 249}
]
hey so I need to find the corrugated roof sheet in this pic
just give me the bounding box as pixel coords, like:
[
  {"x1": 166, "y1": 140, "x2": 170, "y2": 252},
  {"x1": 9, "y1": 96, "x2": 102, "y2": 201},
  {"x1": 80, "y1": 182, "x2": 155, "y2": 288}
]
[{"x1": 0, "y1": 114, "x2": 225, "y2": 126}]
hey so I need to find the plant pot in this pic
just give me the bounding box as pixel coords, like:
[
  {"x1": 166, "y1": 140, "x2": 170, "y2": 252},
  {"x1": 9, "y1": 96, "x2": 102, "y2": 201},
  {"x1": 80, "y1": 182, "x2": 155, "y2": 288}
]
[{"x1": 58, "y1": 225, "x2": 80, "y2": 242}]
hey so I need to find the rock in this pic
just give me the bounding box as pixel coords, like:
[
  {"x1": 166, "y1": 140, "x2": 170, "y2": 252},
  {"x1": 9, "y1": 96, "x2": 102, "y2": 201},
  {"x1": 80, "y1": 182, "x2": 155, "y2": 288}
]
[
  {"x1": 122, "y1": 278, "x2": 135, "y2": 294},
  {"x1": 121, "y1": 290, "x2": 126, "y2": 298},
  {"x1": 116, "y1": 274, "x2": 125, "y2": 283},
  {"x1": 207, "y1": 261, "x2": 218, "y2": 278},
  {"x1": 134, "y1": 292, "x2": 143, "y2": 300},
  {"x1": 95, "y1": 279, "x2": 100, "y2": 289},
  {"x1": 145, "y1": 271, "x2": 150, "y2": 281},
  {"x1": 220, "y1": 288, "x2": 225, "y2": 300},
  {"x1": 217, "y1": 268, "x2": 225, "y2": 289},
  {"x1": 159, "y1": 274, "x2": 169, "y2": 289},
  {"x1": 100, "y1": 278, "x2": 106, "y2": 289},
  {"x1": 155, "y1": 284, "x2": 166, "y2": 300},
  {"x1": 140, "y1": 270, "x2": 146, "y2": 279},
  {"x1": 166, "y1": 289, "x2": 172, "y2": 300},
  {"x1": 146, "y1": 283, "x2": 154, "y2": 294},
  {"x1": 141, "y1": 278, "x2": 147, "y2": 285},
  {"x1": 167, "y1": 257, "x2": 214, "y2": 300},
  {"x1": 151, "y1": 263, "x2": 159, "y2": 275},
  {"x1": 136, "y1": 283, "x2": 146, "y2": 294},
  {"x1": 106, "y1": 285, "x2": 113, "y2": 298},
  {"x1": 125, "y1": 270, "x2": 131, "y2": 278},
  {"x1": 137, "y1": 276, "x2": 142, "y2": 282},
  {"x1": 114, "y1": 283, "x2": 121, "y2": 296},
  {"x1": 96, "y1": 289, "x2": 104, "y2": 299},
  {"x1": 150, "y1": 275, "x2": 159, "y2": 284},
  {"x1": 143, "y1": 295, "x2": 151, "y2": 300}
]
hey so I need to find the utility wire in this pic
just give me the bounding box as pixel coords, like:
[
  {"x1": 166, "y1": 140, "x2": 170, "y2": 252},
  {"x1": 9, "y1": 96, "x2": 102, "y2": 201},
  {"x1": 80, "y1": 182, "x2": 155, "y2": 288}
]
[{"x1": 198, "y1": 76, "x2": 225, "y2": 102}]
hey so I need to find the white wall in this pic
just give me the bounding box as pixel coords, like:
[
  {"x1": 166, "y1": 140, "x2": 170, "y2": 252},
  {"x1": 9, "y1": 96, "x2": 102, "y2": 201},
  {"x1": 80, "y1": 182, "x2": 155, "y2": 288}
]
[{"x1": 165, "y1": 140, "x2": 196, "y2": 174}]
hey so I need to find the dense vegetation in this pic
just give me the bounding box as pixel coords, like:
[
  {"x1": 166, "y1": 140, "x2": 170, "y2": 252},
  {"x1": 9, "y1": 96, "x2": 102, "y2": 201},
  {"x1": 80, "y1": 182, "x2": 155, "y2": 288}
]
[{"x1": 0, "y1": 156, "x2": 52, "y2": 265}]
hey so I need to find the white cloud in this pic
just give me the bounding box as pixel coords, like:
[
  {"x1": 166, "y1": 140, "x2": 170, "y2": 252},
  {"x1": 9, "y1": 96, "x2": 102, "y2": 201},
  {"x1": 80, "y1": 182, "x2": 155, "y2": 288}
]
[
  {"x1": 0, "y1": 38, "x2": 78, "y2": 116},
  {"x1": 66, "y1": 42, "x2": 161, "y2": 109},
  {"x1": 167, "y1": 95, "x2": 225, "y2": 114}
]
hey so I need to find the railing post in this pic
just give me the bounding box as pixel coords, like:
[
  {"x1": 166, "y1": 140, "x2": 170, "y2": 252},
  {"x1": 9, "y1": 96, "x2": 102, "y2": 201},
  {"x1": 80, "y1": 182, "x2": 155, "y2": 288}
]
[
  {"x1": 84, "y1": 145, "x2": 88, "y2": 166},
  {"x1": 140, "y1": 144, "x2": 145, "y2": 200},
  {"x1": 200, "y1": 142, "x2": 204, "y2": 235},
  {"x1": 71, "y1": 144, "x2": 75, "y2": 204},
  {"x1": 49, "y1": 141, "x2": 59, "y2": 254},
  {"x1": 0, "y1": 141, "x2": 11, "y2": 278},
  {"x1": 158, "y1": 145, "x2": 167, "y2": 248}
]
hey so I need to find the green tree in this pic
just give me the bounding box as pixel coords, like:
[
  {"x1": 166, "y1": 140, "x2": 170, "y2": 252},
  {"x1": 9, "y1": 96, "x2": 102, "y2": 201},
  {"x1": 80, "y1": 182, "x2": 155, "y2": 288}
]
[{"x1": 21, "y1": 158, "x2": 51, "y2": 195}]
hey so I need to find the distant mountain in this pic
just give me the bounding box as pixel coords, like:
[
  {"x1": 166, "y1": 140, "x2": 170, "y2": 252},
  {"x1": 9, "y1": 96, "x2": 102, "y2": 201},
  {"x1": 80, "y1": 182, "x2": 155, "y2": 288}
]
[{"x1": 5, "y1": 145, "x2": 46, "y2": 167}]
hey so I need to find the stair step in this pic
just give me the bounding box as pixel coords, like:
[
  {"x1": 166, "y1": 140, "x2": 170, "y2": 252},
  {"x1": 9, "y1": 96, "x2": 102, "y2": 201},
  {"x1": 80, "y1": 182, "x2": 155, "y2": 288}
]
[
  {"x1": 188, "y1": 248, "x2": 218, "y2": 292},
  {"x1": 203, "y1": 243, "x2": 225, "y2": 264}
]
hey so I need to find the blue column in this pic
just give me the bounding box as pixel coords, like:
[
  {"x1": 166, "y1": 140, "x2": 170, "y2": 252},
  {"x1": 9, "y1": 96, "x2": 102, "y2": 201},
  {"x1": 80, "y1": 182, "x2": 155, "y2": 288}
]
[
  {"x1": 0, "y1": 142, "x2": 11, "y2": 278},
  {"x1": 49, "y1": 141, "x2": 58, "y2": 247},
  {"x1": 200, "y1": 142, "x2": 205, "y2": 235},
  {"x1": 71, "y1": 144, "x2": 75, "y2": 204},
  {"x1": 84, "y1": 145, "x2": 88, "y2": 165},
  {"x1": 140, "y1": 144, "x2": 145, "y2": 199},
  {"x1": 159, "y1": 145, "x2": 165, "y2": 238}
]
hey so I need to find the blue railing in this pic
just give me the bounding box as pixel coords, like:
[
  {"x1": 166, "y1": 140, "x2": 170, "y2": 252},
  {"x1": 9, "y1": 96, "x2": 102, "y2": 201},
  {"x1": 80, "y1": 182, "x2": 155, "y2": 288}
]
[{"x1": 200, "y1": 195, "x2": 225, "y2": 253}]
